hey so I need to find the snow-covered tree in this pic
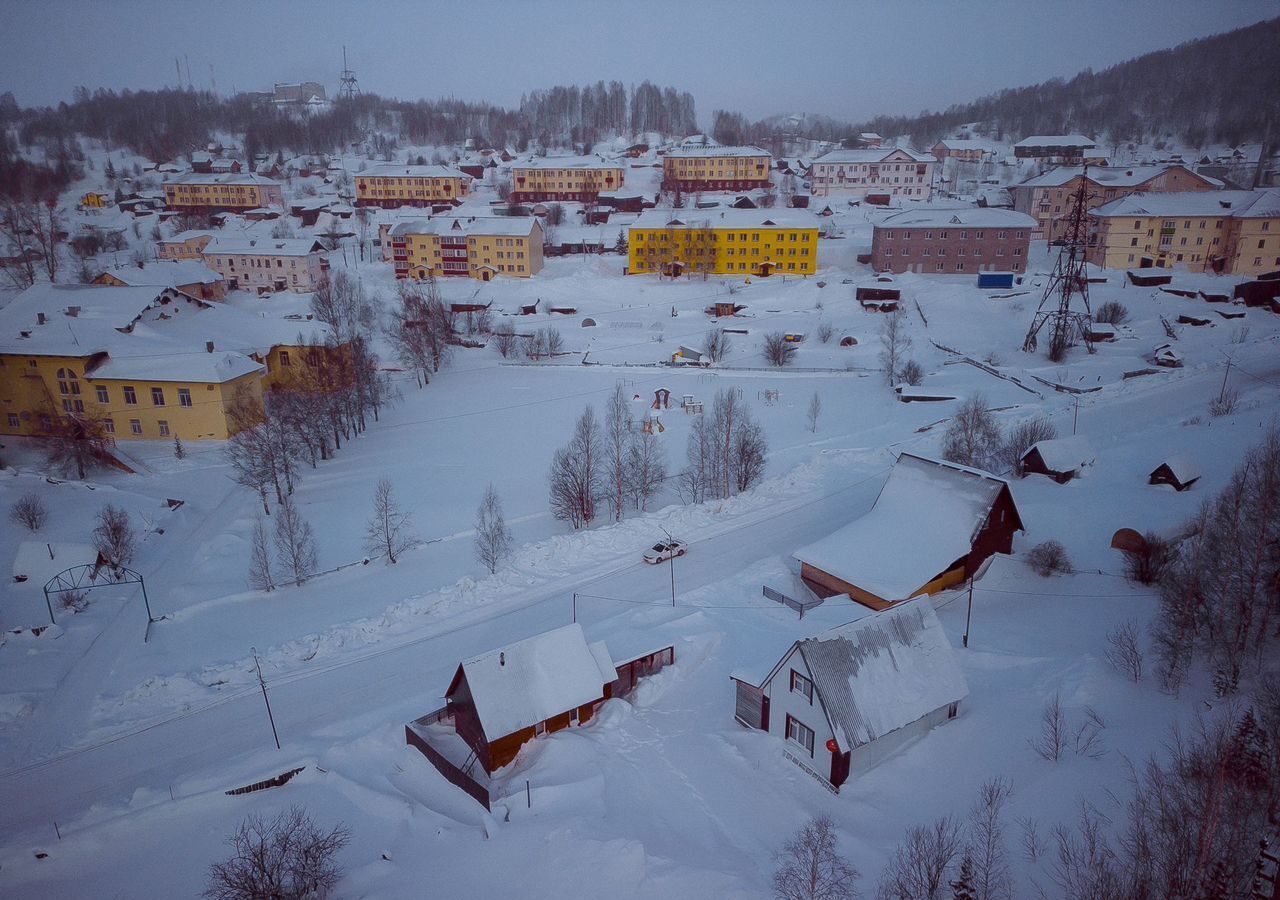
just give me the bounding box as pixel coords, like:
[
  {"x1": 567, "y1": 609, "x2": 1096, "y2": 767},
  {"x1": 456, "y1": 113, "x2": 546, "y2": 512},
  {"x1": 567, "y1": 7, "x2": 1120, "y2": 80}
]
[
  {"x1": 363, "y1": 478, "x2": 417, "y2": 564},
  {"x1": 93, "y1": 504, "x2": 137, "y2": 569},
  {"x1": 941, "y1": 395, "x2": 1001, "y2": 471},
  {"x1": 474, "y1": 483, "x2": 512, "y2": 574},
  {"x1": 772, "y1": 815, "x2": 860, "y2": 900}
]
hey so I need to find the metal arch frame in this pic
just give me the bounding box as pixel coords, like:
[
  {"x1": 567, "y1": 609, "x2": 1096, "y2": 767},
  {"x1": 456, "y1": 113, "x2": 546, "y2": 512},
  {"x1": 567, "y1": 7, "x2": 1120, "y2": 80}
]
[{"x1": 42, "y1": 563, "x2": 155, "y2": 631}]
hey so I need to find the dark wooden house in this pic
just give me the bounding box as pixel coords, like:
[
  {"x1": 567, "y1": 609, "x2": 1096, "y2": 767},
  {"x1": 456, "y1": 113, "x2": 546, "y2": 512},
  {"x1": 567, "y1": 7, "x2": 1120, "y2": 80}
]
[
  {"x1": 1149, "y1": 455, "x2": 1199, "y2": 491},
  {"x1": 794, "y1": 454, "x2": 1024, "y2": 610},
  {"x1": 1020, "y1": 437, "x2": 1094, "y2": 483}
]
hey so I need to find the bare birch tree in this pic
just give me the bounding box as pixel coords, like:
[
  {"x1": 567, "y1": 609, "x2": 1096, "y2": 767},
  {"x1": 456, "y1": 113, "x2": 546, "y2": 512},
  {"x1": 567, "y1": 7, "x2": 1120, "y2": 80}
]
[
  {"x1": 626, "y1": 427, "x2": 668, "y2": 511},
  {"x1": 363, "y1": 478, "x2": 417, "y2": 563},
  {"x1": 877, "y1": 816, "x2": 964, "y2": 900},
  {"x1": 879, "y1": 308, "x2": 912, "y2": 385},
  {"x1": 773, "y1": 814, "x2": 861, "y2": 900},
  {"x1": 548, "y1": 405, "x2": 604, "y2": 529},
  {"x1": 474, "y1": 483, "x2": 512, "y2": 574},
  {"x1": 807, "y1": 392, "x2": 822, "y2": 433},
  {"x1": 942, "y1": 395, "x2": 1001, "y2": 471},
  {"x1": 273, "y1": 495, "x2": 317, "y2": 586},
  {"x1": 247, "y1": 516, "x2": 274, "y2": 592},
  {"x1": 205, "y1": 806, "x2": 348, "y2": 900},
  {"x1": 966, "y1": 779, "x2": 1013, "y2": 900},
  {"x1": 604, "y1": 384, "x2": 632, "y2": 521}
]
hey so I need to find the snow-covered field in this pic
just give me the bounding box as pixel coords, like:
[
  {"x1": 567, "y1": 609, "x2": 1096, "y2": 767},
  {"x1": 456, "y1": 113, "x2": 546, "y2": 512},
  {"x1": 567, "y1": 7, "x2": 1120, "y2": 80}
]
[{"x1": 2, "y1": 153, "x2": 1279, "y2": 898}]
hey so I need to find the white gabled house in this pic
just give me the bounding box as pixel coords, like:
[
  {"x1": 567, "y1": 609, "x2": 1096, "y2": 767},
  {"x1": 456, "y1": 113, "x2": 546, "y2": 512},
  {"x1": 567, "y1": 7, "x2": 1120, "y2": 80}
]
[{"x1": 731, "y1": 600, "x2": 968, "y2": 791}]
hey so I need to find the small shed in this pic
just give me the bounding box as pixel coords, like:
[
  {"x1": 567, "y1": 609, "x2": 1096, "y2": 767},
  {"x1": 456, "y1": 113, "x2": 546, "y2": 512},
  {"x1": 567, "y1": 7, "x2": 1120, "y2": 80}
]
[
  {"x1": 731, "y1": 601, "x2": 967, "y2": 791},
  {"x1": 1020, "y1": 437, "x2": 1095, "y2": 483},
  {"x1": 1149, "y1": 455, "x2": 1200, "y2": 491},
  {"x1": 1085, "y1": 322, "x2": 1117, "y2": 342},
  {"x1": 976, "y1": 271, "x2": 1016, "y2": 290},
  {"x1": 672, "y1": 345, "x2": 707, "y2": 366},
  {"x1": 1127, "y1": 269, "x2": 1173, "y2": 287},
  {"x1": 856, "y1": 280, "x2": 901, "y2": 312},
  {"x1": 1153, "y1": 343, "x2": 1184, "y2": 368}
]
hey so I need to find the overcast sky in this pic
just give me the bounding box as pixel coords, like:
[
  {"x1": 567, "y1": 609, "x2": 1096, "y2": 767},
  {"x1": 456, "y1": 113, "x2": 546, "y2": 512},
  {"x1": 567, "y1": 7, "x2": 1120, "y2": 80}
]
[{"x1": 1, "y1": 0, "x2": 1275, "y2": 124}]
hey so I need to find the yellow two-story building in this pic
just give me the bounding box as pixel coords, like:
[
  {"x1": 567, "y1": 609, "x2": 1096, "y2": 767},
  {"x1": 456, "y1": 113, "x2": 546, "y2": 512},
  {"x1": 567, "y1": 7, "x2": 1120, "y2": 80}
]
[
  {"x1": 510, "y1": 156, "x2": 625, "y2": 204},
  {"x1": 163, "y1": 172, "x2": 285, "y2": 213},
  {"x1": 662, "y1": 146, "x2": 772, "y2": 193},
  {"x1": 355, "y1": 164, "x2": 472, "y2": 209},
  {"x1": 0, "y1": 284, "x2": 341, "y2": 444},
  {"x1": 388, "y1": 216, "x2": 544, "y2": 281},
  {"x1": 1088, "y1": 188, "x2": 1280, "y2": 276},
  {"x1": 628, "y1": 209, "x2": 820, "y2": 277}
]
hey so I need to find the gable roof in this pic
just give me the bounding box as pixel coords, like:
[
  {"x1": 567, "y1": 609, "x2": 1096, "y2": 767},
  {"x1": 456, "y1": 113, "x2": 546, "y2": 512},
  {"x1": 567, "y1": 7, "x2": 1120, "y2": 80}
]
[
  {"x1": 794, "y1": 453, "x2": 1019, "y2": 602},
  {"x1": 876, "y1": 208, "x2": 1036, "y2": 229},
  {"x1": 1024, "y1": 436, "x2": 1095, "y2": 473},
  {"x1": 665, "y1": 145, "x2": 770, "y2": 159},
  {"x1": 1014, "y1": 164, "x2": 1217, "y2": 190},
  {"x1": 389, "y1": 215, "x2": 541, "y2": 238},
  {"x1": 513, "y1": 155, "x2": 624, "y2": 171},
  {"x1": 1154, "y1": 454, "x2": 1199, "y2": 484},
  {"x1": 358, "y1": 163, "x2": 472, "y2": 181},
  {"x1": 451, "y1": 624, "x2": 616, "y2": 740},
  {"x1": 814, "y1": 147, "x2": 934, "y2": 165},
  {"x1": 1089, "y1": 189, "x2": 1275, "y2": 219},
  {"x1": 203, "y1": 237, "x2": 326, "y2": 257},
  {"x1": 789, "y1": 601, "x2": 967, "y2": 752},
  {"x1": 1014, "y1": 134, "x2": 1096, "y2": 149},
  {"x1": 630, "y1": 208, "x2": 819, "y2": 231},
  {"x1": 96, "y1": 260, "x2": 224, "y2": 288}
]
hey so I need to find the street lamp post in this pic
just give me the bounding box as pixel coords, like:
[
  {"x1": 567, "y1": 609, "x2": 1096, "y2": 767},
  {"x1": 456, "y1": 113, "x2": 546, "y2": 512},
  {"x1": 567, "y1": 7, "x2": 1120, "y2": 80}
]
[{"x1": 659, "y1": 526, "x2": 677, "y2": 607}]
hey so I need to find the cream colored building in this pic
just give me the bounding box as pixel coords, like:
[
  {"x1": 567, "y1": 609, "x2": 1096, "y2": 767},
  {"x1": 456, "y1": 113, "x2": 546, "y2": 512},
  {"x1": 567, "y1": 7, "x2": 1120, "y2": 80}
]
[
  {"x1": 662, "y1": 146, "x2": 772, "y2": 192},
  {"x1": 163, "y1": 173, "x2": 284, "y2": 212},
  {"x1": 202, "y1": 237, "x2": 329, "y2": 294},
  {"x1": 355, "y1": 164, "x2": 472, "y2": 208},
  {"x1": 388, "y1": 216, "x2": 544, "y2": 281},
  {"x1": 510, "y1": 156, "x2": 625, "y2": 203},
  {"x1": 810, "y1": 147, "x2": 935, "y2": 200}
]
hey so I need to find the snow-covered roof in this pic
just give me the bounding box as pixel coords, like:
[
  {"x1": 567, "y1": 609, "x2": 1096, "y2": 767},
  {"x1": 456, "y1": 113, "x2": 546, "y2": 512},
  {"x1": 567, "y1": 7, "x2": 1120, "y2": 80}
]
[
  {"x1": 875, "y1": 208, "x2": 1036, "y2": 229},
  {"x1": 665, "y1": 145, "x2": 770, "y2": 159},
  {"x1": 630, "y1": 208, "x2": 819, "y2": 231},
  {"x1": 98, "y1": 260, "x2": 224, "y2": 287},
  {"x1": 794, "y1": 454, "x2": 1015, "y2": 603},
  {"x1": 1013, "y1": 134, "x2": 1096, "y2": 149},
  {"x1": 1014, "y1": 165, "x2": 1207, "y2": 190},
  {"x1": 1156, "y1": 454, "x2": 1199, "y2": 483},
  {"x1": 159, "y1": 230, "x2": 217, "y2": 244},
  {"x1": 357, "y1": 163, "x2": 471, "y2": 181},
  {"x1": 164, "y1": 172, "x2": 280, "y2": 187},
  {"x1": 813, "y1": 147, "x2": 934, "y2": 165},
  {"x1": 1025, "y1": 436, "x2": 1095, "y2": 473},
  {"x1": 794, "y1": 601, "x2": 968, "y2": 751},
  {"x1": 455, "y1": 624, "x2": 616, "y2": 740},
  {"x1": 513, "y1": 155, "x2": 624, "y2": 171},
  {"x1": 934, "y1": 139, "x2": 992, "y2": 151},
  {"x1": 1089, "y1": 189, "x2": 1274, "y2": 219},
  {"x1": 203, "y1": 237, "x2": 326, "y2": 257},
  {"x1": 389, "y1": 215, "x2": 540, "y2": 238}
]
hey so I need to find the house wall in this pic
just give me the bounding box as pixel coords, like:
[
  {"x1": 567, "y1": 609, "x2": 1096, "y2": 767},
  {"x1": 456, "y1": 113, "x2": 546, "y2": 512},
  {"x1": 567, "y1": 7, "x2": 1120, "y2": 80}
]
[
  {"x1": 809, "y1": 152, "x2": 933, "y2": 199},
  {"x1": 163, "y1": 181, "x2": 283, "y2": 212},
  {"x1": 848, "y1": 704, "x2": 956, "y2": 775},
  {"x1": 510, "y1": 165, "x2": 624, "y2": 203},
  {"x1": 662, "y1": 153, "x2": 772, "y2": 192},
  {"x1": 355, "y1": 174, "x2": 470, "y2": 207},
  {"x1": 0, "y1": 351, "x2": 261, "y2": 441},
  {"x1": 1014, "y1": 168, "x2": 1217, "y2": 241},
  {"x1": 871, "y1": 224, "x2": 1030, "y2": 275},
  {"x1": 799, "y1": 562, "x2": 893, "y2": 610},
  {"x1": 204, "y1": 251, "x2": 324, "y2": 293},
  {"x1": 395, "y1": 226, "x2": 544, "y2": 280},
  {"x1": 159, "y1": 236, "x2": 214, "y2": 260},
  {"x1": 1087, "y1": 212, "x2": 1232, "y2": 272},
  {"x1": 628, "y1": 225, "x2": 818, "y2": 276},
  {"x1": 1228, "y1": 217, "x2": 1280, "y2": 277},
  {"x1": 761, "y1": 646, "x2": 834, "y2": 767}
]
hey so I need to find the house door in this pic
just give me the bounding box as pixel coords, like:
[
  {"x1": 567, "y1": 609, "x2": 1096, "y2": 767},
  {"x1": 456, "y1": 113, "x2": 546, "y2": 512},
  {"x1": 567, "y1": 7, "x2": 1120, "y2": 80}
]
[
  {"x1": 481, "y1": 270, "x2": 492, "y2": 282},
  {"x1": 830, "y1": 749, "x2": 851, "y2": 789}
]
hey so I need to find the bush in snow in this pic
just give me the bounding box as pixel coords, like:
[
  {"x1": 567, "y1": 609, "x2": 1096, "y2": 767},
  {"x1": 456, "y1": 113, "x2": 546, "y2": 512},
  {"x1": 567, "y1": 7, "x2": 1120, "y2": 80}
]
[
  {"x1": 9, "y1": 492, "x2": 48, "y2": 531},
  {"x1": 204, "y1": 806, "x2": 349, "y2": 900},
  {"x1": 1093, "y1": 300, "x2": 1129, "y2": 325},
  {"x1": 941, "y1": 395, "x2": 1001, "y2": 472},
  {"x1": 1104, "y1": 620, "x2": 1144, "y2": 682},
  {"x1": 763, "y1": 332, "x2": 797, "y2": 367},
  {"x1": 57, "y1": 589, "x2": 90, "y2": 614},
  {"x1": 772, "y1": 814, "x2": 860, "y2": 900},
  {"x1": 93, "y1": 504, "x2": 137, "y2": 569},
  {"x1": 816, "y1": 321, "x2": 835, "y2": 344},
  {"x1": 1121, "y1": 531, "x2": 1174, "y2": 585},
  {"x1": 899, "y1": 359, "x2": 924, "y2": 386},
  {"x1": 1027, "y1": 540, "x2": 1073, "y2": 577},
  {"x1": 1208, "y1": 387, "x2": 1239, "y2": 418}
]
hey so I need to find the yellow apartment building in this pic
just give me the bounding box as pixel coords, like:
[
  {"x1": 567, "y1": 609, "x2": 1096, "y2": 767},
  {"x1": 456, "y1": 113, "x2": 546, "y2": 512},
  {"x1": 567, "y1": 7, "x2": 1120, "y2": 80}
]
[
  {"x1": 662, "y1": 146, "x2": 772, "y2": 192},
  {"x1": 163, "y1": 173, "x2": 285, "y2": 213},
  {"x1": 355, "y1": 164, "x2": 472, "y2": 208},
  {"x1": 510, "y1": 156, "x2": 625, "y2": 203},
  {"x1": 1088, "y1": 188, "x2": 1280, "y2": 275},
  {"x1": 628, "y1": 209, "x2": 820, "y2": 277},
  {"x1": 388, "y1": 216, "x2": 544, "y2": 281}
]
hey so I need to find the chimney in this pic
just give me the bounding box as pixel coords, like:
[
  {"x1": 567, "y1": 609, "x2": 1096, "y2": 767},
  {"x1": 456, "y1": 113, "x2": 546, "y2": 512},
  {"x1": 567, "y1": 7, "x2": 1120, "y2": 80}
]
[
  {"x1": 206, "y1": 341, "x2": 215, "y2": 353},
  {"x1": 37, "y1": 312, "x2": 46, "y2": 325}
]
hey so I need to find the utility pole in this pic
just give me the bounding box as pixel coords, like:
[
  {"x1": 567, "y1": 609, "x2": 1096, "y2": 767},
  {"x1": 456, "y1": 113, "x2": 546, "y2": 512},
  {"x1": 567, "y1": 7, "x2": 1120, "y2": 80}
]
[
  {"x1": 1073, "y1": 395, "x2": 1080, "y2": 436},
  {"x1": 251, "y1": 646, "x2": 281, "y2": 750},
  {"x1": 572, "y1": 592, "x2": 577, "y2": 624},
  {"x1": 659, "y1": 526, "x2": 677, "y2": 607},
  {"x1": 963, "y1": 577, "x2": 974, "y2": 649},
  {"x1": 1219, "y1": 356, "x2": 1233, "y2": 404}
]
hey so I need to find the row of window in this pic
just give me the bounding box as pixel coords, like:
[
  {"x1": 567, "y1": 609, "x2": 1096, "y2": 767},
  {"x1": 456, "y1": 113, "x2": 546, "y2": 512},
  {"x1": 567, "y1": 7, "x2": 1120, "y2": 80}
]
[
  {"x1": 884, "y1": 246, "x2": 1020, "y2": 257},
  {"x1": 884, "y1": 230, "x2": 1024, "y2": 241},
  {"x1": 6, "y1": 412, "x2": 175, "y2": 438},
  {"x1": 641, "y1": 245, "x2": 810, "y2": 258},
  {"x1": 635, "y1": 231, "x2": 814, "y2": 243},
  {"x1": 816, "y1": 163, "x2": 930, "y2": 175}
]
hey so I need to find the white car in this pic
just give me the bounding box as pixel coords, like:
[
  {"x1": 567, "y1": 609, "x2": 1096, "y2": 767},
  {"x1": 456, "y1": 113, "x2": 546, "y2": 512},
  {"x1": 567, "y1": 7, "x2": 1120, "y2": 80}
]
[{"x1": 643, "y1": 539, "x2": 688, "y2": 564}]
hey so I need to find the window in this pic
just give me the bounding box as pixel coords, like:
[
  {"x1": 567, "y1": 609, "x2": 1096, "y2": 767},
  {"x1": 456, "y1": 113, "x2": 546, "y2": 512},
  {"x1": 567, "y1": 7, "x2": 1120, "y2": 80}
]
[
  {"x1": 96, "y1": 385, "x2": 109, "y2": 403},
  {"x1": 785, "y1": 715, "x2": 815, "y2": 756},
  {"x1": 151, "y1": 387, "x2": 165, "y2": 406},
  {"x1": 279, "y1": 350, "x2": 291, "y2": 367},
  {"x1": 179, "y1": 388, "x2": 192, "y2": 407},
  {"x1": 158, "y1": 420, "x2": 170, "y2": 436},
  {"x1": 130, "y1": 419, "x2": 142, "y2": 435},
  {"x1": 6, "y1": 413, "x2": 18, "y2": 427},
  {"x1": 123, "y1": 386, "x2": 137, "y2": 405}
]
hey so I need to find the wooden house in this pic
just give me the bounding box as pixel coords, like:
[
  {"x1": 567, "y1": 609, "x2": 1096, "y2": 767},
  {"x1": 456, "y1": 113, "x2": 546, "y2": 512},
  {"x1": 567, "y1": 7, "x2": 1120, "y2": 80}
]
[
  {"x1": 1149, "y1": 455, "x2": 1199, "y2": 491},
  {"x1": 444, "y1": 624, "x2": 616, "y2": 774},
  {"x1": 731, "y1": 601, "x2": 967, "y2": 791},
  {"x1": 1020, "y1": 437, "x2": 1094, "y2": 483},
  {"x1": 794, "y1": 454, "x2": 1024, "y2": 610}
]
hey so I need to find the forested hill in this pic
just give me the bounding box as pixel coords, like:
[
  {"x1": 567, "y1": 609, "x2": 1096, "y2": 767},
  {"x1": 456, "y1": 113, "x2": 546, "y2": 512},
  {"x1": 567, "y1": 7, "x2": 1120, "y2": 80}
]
[{"x1": 851, "y1": 17, "x2": 1280, "y2": 149}]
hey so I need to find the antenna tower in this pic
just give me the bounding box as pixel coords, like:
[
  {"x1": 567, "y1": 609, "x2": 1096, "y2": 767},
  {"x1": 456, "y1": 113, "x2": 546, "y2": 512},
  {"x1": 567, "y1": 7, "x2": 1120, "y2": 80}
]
[
  {"x1": 339, "y1": 45, "x2": 361, "y2": 100},
  {"x1": 1022, "y1": 165, "x2": 1095, "y2": 361}
]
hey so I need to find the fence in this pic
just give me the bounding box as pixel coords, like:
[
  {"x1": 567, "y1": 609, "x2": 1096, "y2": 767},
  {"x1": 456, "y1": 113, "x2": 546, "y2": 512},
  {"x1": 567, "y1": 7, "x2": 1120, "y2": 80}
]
[
  {"x1": 405, "y1": 714, "x2": 491, "y2": 811},
  {"x1": 763, "y1": 585, "x2": 824, "y2": 618}
]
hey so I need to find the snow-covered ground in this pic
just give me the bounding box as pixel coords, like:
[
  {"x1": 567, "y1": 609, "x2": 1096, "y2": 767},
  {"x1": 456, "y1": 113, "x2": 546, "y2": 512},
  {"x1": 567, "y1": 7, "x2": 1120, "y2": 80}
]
[{"x1": 2, "y1": 139, "x2": 1279, "y2": 898}]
